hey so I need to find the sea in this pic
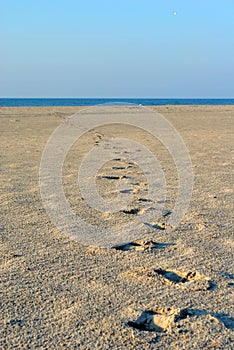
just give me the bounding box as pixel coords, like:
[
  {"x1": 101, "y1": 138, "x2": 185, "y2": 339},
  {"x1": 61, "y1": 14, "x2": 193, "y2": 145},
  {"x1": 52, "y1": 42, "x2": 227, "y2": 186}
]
[{"x1": 0, "y1": 98, "x2": 234, "y2": 107}]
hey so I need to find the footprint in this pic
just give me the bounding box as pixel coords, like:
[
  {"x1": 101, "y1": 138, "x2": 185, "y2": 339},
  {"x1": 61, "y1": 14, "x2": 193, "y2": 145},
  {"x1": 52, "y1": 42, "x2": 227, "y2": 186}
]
[
  {"x1": 185, "y1": 309, "x2": 234, "y2": 330},
  {"x1": 100, "y1": 175, "x2": 129, "y2": 180},
  {"x1": 113, "y1": 239, "x2": 159, "y2": 252},
  {"x1": 227, "y1": 282, "x2": 234, "y2": 287},
  {"x1": 101, "y1": 175, "x2": 121, "y2": 180},
  {"x1": 8, "y1": 319, "x2": 24, "y2": 328},
  {"x1": 138, "y1": 198, "x2": 153, "y2": 203},
  {"x1": 122, "y1": 207, "x2": 145, "y2": 215},
  {"x1": 131, "y1": 181, "x2": 147, "y2": 187},
  {"x1": 119, "y1": 189, "x2": 133, "y2": 194},
  {"x1": 124, "y1": 267, "x2": 212, "y2": 291},
  {"x1": 144, "y1": 222, "x2": 166, "y2": 230},
  {"x1": 128, "y1": 307, "x2": 185, "y2": 332},
  {"x1": 154, "y1": 268, "x2": 213, "y2": 291},
  {"x1": 93, "y1": 131, "x2": 105, "y2": 144},
  {"x1": 123, "y1": 267, "x2": 164, "y2": 284},
  {"x1": 10, "y1": 253, "x2": 23, "y2": 258},
  {"x1": 163, "y1": 210, "x2": 172, "y2": 218}
]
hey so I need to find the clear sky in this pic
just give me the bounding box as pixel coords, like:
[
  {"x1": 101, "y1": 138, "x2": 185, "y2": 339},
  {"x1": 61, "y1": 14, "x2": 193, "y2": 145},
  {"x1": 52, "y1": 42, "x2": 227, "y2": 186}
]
[{"x1": 1, "y1": 0, "x2": 234, "y2": 98}]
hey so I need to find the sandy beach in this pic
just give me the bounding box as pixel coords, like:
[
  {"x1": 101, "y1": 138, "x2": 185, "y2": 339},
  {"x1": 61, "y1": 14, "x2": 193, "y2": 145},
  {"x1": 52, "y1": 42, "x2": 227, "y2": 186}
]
[{"x1": 1, "y1": 105, "x2": 233, "y2": 349}]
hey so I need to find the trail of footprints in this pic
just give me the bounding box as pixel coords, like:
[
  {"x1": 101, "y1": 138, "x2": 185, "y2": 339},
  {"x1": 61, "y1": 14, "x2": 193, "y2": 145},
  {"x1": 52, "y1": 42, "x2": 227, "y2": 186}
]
[
  {"x1": 113, "y1": 236, "x2": 232, "y2": 336},
  {"x1": 97, "y1": 152, "x2": 164, "y2": 221},
  {"x1": 112, "y1": 236, "x2": 221, "y2": 336},
  {"x1": 113, "y1": 239, "x2": 213, "y2": 291},
  {"x1": 91, "y1": 133, "x2": 232, "y2": 338},
  {"x1": 110, "y1": 232, "x2": 234, "y2": 337},
  {"x1": 113, "y1": 235, "x2": 230, "y2": 337}
]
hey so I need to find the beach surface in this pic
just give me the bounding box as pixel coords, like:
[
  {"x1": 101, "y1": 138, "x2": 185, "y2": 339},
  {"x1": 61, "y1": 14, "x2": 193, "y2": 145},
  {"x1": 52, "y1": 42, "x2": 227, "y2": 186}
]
[{"x1": 1, "y1": 105, "x2": 233, "y2": 349}]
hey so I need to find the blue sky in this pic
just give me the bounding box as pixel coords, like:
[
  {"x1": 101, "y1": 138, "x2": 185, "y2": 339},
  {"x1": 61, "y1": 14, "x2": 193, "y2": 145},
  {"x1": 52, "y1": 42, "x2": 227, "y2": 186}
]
[{"x1": 1, "y1": 0, "x2": 234, "y2": 97}]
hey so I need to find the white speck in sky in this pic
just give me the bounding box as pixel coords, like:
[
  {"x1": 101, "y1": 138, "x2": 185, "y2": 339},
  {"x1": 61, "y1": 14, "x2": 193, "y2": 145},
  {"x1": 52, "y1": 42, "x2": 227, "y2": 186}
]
[{"x1": 173, "y1": 11, "x2": 177, "y2": 16}]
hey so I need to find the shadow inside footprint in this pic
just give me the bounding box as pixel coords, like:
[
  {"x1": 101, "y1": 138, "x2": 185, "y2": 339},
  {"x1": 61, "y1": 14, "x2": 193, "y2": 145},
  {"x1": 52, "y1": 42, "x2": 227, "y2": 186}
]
[
  {"x1": 155, "y1": 269, "x2": 188, "y2": 283},
  {"x1": 114, "y1": 242, "x2": 143, "y2": 251},
  {"x1": 112, "y1": 166, "x2": 126, "y2": 170},
  {"x1": 210, "y1": 313, "x2": 234, "y2": 330},
  {"x1": 122, "y1": 208, "x2": 142, "y2": 215},
  {"x1": 163, "y1": 210, "x2": 172, "y2": 218},
  {"x1": 223, "y1": 272, "x2": 234, "y2": 280},
  {"x1": 12, "y1": 253, "x2": 23, "y2": 258},
  {"x1": 119, "y1": 189, "x2": 133, "y2": 194},
  {"x1": 138, "y1": 198, "x2": 153, "y2": 203},
  {"x1": 9, "y1": 319, "x2": 24, "y2": 327}
]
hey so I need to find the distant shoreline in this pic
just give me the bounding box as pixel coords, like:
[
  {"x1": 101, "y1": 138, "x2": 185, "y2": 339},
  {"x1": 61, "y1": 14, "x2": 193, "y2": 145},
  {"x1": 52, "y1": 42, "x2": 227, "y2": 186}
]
[{"x1": 0, "y1": 98, "x2": 234, "y2": 107}]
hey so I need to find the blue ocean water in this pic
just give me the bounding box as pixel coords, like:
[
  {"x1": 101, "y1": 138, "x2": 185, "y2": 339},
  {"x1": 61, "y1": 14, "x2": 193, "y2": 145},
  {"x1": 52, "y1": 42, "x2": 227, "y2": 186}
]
[{"x1": 0, "y1": 98, "x2": 234, "y2": 107}]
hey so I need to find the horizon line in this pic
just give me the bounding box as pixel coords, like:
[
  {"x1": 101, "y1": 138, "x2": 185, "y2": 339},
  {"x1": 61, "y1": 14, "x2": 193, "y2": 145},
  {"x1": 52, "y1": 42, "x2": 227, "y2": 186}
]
[{"x1": 1, "y1": 97, "x2": 234, "y2": 99}]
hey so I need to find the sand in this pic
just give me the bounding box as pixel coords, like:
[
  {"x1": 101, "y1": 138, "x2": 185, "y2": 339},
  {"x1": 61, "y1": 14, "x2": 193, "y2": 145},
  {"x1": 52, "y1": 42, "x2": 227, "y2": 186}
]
[{"x1": 0, "y1": 105, "x2": 233, "y2": 349}]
